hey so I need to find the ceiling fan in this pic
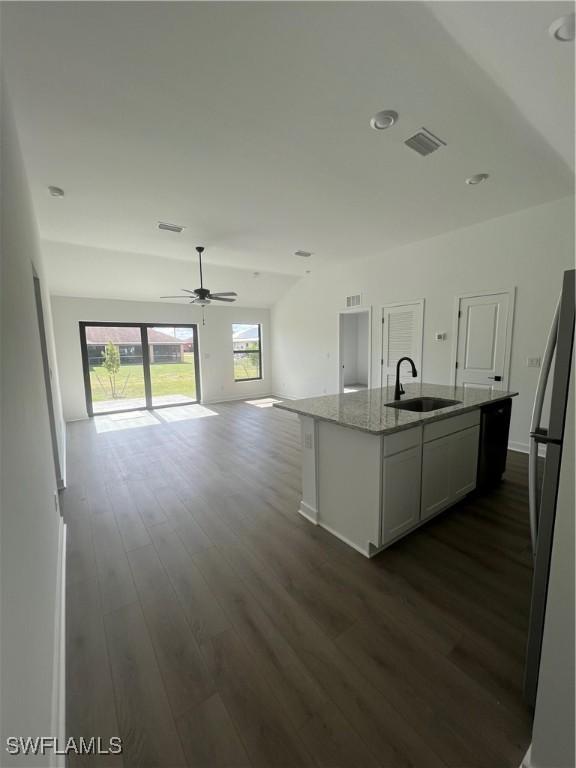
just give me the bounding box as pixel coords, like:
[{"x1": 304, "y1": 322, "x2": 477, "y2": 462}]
[{"x1": 160, "y1": 246, "x2": 238, "y2": 305}]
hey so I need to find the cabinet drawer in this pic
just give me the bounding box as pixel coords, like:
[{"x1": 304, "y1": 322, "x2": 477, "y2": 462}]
[
  {"x1": 423, "y1": 409, "x2": 480, "y2": 443},
  {"x1": 382, "y1": 426, "x2": 422, "y2": 458}
]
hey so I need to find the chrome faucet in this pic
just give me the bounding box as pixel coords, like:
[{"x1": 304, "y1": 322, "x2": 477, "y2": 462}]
[{"x1": 394, "y1": 357, "x2": 418, "y2": 400}]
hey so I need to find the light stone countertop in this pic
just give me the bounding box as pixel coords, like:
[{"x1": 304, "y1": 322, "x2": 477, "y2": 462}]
[{"x1": 274, "y1": 383, "x2": 518, "y2": 436}]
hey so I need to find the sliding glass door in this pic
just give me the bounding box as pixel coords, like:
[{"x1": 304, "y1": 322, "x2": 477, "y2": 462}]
[
  {"x1": 80, "y1": 322, "x2": 200, "y2": 416},
  {"x1": 148, "y1": 326, "x2": 199, "y2": 408}
]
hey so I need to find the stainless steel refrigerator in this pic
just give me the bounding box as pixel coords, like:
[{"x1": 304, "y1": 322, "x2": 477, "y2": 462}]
[{"x1": 525, "y1": 268, "x2": 575, "y2": 706}]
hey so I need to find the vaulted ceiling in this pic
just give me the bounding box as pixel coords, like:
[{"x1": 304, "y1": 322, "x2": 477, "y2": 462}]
[{"x1": 3, "y1": 1, "x2": 574, "y2": 302}]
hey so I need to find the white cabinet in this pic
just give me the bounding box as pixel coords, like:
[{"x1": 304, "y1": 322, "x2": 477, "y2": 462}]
[
  {"x1": 382, "y1": 445, "x2": 422, "y2": 544},
  {"x1": 451, "y1": 426, "x2": 480, "y2": 499},
  {"x1": 421, "y1": 435, "x2": 452, "y2": 520},
  {"x1": 421, "y1": 424, "x2": 480, "y2": 522}
]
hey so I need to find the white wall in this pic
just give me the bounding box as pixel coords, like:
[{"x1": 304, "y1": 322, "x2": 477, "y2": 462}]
[
  {"x1": 272, "y1": 196, "x2": 575, "y2": 450},
  {"x1": 341, "y1": 313, "x2": 359, "y2": 386},
  {"x1": 356, "y1": 311, "x2": 369, "y2": 385},
  {"x1": 51, "y1": 296, "x2": 272, "y2": 421},
  {"x1": 0, "y1": 83, "x2": 65, "y2": 759},
  {"x1": 528, "y1": 353, "x2": 574, "y2": 768}
]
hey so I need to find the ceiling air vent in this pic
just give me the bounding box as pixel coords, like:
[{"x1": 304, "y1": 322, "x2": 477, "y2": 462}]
[
  {"x1": 346, "y1": 294, "x2": 361, "y2": 309},
  {"x1": 158, "y1": 221, "x2": 185, "y2": 233},
  {"x1": 404, "y1": 127, "x2": 446, "y2": 157}
]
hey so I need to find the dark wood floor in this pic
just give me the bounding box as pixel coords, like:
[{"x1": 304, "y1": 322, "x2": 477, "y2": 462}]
[{"x1": 63, "y1": 400, "x2": 534, "y2": 768}]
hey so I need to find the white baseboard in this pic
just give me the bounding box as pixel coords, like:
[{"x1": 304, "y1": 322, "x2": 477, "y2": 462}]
[
  {"x1": 270, "y1": 391, "x2": 297, "y2": 401},
  {"x1": 57, "y1": 421, "x2": 67, "y2": 489},
  {"x1": 201, "y1": 391, "x2": 275, "y2": 405},
  {"x1": 509, "y1": 441, "x2": 546, "y2": 457},
  {"x1": 318, "y1": 520, "x2": 370, "y2": 558},
  {"x1": 520, "y1": 745, "x2": 532, "y2": 768},
  {"x1": 50, "y1": 519, "x2": 67, "y2": 768},
  {"x1": 298, "y1": 500, "x2": 318, "y2": 523}
]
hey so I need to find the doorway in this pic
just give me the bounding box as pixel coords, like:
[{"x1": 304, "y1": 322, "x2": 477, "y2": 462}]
[
  {"x1": 381, "y1": 299, "x2": 424, "y2": 389},
  {"x1": 33, "y1": 272, "x2": 63, "y2": 488},
  {"x1": 451, "y1": 290, "x2": 515, "y2": 391},
  {"x1": 338, "y1": 308, "x2": 372, "y2": 393},
  {"x1": 80, "y1": 322, "x2": 201, "y2": 416}
]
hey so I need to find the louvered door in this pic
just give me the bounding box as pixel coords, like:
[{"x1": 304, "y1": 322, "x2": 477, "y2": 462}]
[{"x1": 381, "y1": 300, "x2": 424, "y2": 388}]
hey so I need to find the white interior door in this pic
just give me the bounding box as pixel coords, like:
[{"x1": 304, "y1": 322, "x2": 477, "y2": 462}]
[
  {"x1": 455, "y1": 292, "x2": 512, "y2": 391},
  {"x1": 381, "y1": 300, "x2": 424, "y2": 388}
]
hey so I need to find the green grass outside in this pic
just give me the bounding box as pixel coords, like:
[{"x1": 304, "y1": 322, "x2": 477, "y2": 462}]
[
  {"x1": 90, "y1": 360, "x2": 197, "y2": 402},
  {"x1": 234, "y1": 356, "x2": 261, "y2": 380},
  {"x1": 90, "y1": 353, "x2": 261, "y2": 403}
]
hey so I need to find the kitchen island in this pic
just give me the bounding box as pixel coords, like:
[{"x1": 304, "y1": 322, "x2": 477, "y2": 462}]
[{"x1": 275, "y1": 383, "x2": 517, "y2": 557}]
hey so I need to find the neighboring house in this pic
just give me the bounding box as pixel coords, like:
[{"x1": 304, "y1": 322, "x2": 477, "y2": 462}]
[
  {"x1": 232, "y1": 325, "x2": 259, "y2": 351},
  {"x1": 85, "y1": 326, "x2": 194, "y2": 365}
]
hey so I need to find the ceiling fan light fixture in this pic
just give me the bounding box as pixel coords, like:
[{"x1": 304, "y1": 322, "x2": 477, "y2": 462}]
[{"x1": 159, "y1": 245, "x2": 238, "y2": 304}]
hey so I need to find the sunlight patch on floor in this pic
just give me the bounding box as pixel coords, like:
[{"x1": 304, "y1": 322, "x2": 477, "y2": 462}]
[
  {"x1": 245, "y1": 397, "x2": 283, "y2": 408},
  {"x1": 155, "y1": 405, "x2": 218, "y2": 422},
  {"x1": 94, "y1": 411, "x2": 160, "y2": 432},
  {"x1": 93, "y1": 404, "x2": 218, "y2": 432}
]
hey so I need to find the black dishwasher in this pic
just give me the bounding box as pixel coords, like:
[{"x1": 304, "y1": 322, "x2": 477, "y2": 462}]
[{"x1": 476, "y1": 398, "x2": 512, "y2": 490}]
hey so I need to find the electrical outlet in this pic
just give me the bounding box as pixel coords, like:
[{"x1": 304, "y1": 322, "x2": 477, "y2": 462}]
[
  {"x1": 434, "y1": 332, "x2": 447, "y2": 341},
  {"x1": 527, "y1": 357, "x2": 541, "y2": 368}
]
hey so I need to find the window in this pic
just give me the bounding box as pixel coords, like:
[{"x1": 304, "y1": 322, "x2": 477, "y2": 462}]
[{"x1": 233, "y1": 323, "x2": 262, "y2": 381}]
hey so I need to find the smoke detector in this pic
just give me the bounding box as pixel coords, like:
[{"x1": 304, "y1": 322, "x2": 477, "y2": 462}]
[
  {"x1": 48, "y1": 185, "x2": 65, "y2": 197},
  {"x1": 295, "y1": 250, "x2": 312, "y2": 258}
]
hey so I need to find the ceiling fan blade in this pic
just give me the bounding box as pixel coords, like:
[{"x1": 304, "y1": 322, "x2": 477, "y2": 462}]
[
  {"x1": 160, "y1": 295, "x2": 189, "y2": 299},
  {"x1": 209, "y1": 291, "x2": 238, "y2": 297},
  {"x1": 181, "y1": 288, "x2": 198, "y2": 294},
  {"x1": 209, "y1": 295, "x2": 236, "y2": 302}
]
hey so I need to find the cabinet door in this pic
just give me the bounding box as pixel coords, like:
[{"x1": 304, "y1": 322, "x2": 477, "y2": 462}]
[
  {"x1": 382, "y1": 446, "x2": 421, "y2": 544},
  {"x1": 450, "y1": 425, "x2": 480, "y2": 499},
  {"x1": 421, "y1": 434, "x2": 452, "y2": 521}
]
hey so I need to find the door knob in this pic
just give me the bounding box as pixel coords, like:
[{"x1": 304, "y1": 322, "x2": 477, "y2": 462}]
[{"x1": 488, "y1": 375, "x2": 502, "y2": 381}]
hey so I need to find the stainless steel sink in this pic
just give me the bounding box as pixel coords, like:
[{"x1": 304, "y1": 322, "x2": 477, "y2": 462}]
[{"x1": 386, "y1": 397, "x2": 462, "y2": 412}]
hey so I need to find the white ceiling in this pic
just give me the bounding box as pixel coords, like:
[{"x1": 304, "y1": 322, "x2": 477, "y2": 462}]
[{"x1": 3, "y1": 1, "x2": 574, "y2": 293}]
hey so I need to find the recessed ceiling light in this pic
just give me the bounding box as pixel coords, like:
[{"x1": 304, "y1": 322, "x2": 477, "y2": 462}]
[
  {"x1": 549, "y1": 14, "x2": 575, "y2": 42},
  {"x1": 294, "y1": 250, "x2": 312, "y2": 258},
  {"x1": 370, "y1": 110, "x2": 398, "y2": 131},
  {"x1": 465, "y1": 173, "x2": 490, "y2": 186},
  {"x1": 48, "y1": 185, "x2": 64, "y2": 197},
  {"x1": 158, "y1": 221, "x2": 185, "y2": 233}
]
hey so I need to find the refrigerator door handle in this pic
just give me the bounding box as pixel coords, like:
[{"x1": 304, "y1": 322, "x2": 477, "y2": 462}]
[{"x1": 528, "y1": 298, "x2": 560, "y2": 555}]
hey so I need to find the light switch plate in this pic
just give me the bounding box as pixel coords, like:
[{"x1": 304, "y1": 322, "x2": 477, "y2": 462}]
[{"x1": 527, "y1": 357, "x2": 541, "y2": 368}]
